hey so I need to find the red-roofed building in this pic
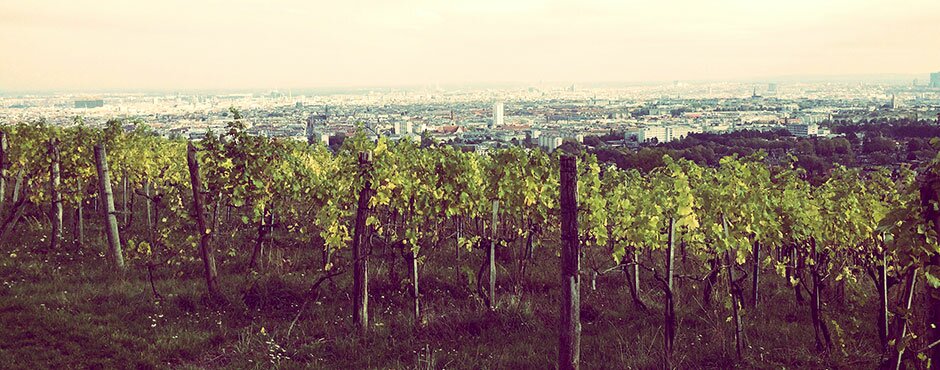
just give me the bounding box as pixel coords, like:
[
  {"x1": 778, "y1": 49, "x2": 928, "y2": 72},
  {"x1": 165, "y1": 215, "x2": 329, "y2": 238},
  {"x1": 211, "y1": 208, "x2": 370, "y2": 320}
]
[{"x1": 437, "y1": 125, "x2": 466, "y2": 134}]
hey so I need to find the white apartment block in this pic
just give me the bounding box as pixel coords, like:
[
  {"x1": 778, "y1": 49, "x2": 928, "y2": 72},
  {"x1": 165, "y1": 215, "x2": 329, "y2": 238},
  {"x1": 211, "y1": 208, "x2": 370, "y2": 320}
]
[
  {"x1": 538, "y1": 135, "x2": 563, "y2": 150},
  {"x1": 626, "y1": 126, "x2": 699, "y2": 143},
  {"x1": 786, "y1": 123, "x2": 819, "y2": 137}
]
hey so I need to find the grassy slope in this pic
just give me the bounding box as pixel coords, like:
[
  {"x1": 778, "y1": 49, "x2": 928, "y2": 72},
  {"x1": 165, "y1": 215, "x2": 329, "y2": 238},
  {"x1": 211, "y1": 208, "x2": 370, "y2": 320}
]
[{"x1": 0, "y1": 227, "x2": 882, "y2": 369}]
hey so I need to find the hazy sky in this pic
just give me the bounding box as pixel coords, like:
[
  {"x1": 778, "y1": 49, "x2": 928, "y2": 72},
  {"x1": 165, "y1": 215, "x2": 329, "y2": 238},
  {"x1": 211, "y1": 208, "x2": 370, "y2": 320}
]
[{"x1": 1, "y1": 0, "x2": 938, "y2": 90}]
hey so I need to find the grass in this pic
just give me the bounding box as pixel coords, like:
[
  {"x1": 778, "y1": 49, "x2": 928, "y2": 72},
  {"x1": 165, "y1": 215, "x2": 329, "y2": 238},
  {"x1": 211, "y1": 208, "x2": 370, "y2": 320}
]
[{"x1": 0, "y1": 225, "x2": 883, "y2": 369}]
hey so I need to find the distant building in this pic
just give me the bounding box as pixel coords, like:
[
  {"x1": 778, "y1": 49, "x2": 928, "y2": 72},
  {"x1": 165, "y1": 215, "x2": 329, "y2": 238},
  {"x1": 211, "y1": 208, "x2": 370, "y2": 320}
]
[
  {"x1": 538, "y1": 135, "x2": 563, "y2": 150},
  {"x1": 624, "y1": 130, "x2": 639, "y2": 142},
  {"x1": 309, "y1": 132, "x2": 329, "y2": 146},
  {"x1": 392, "y1": 121, "x2": 414, "y2": 136},
  {"x1": 436, "y1": 125, "x2": 466, "y2": 135},
  {"x1": 74, "y1": 99, "x2": 104, "y2": 109},
  {"x1": 640, "y1": 127, "x2": 668, "y2": 143},
  {"x1": 306, "y1": 113, "x2": 328, "y2": 144},
  {"x1": 491, "y1": 102, "x2": 504, "y2": 128},
  {"x1": 648, "y1": 107, "x2": 671, "y2": 116},
  {"x1": 786, "y1": 123, "x2": 819, "y2": 137},
  {"x1": 627, "y1": 126, "x2": 698, "y2": 143},
  {"x1": 798, "y1": 114, "x2": 826, "y2": 125},
  {"x1": 931, "y1": 72, "x2": 940, "y2": 88},
  {"x1": 306, "y1": 114, "x2": 327, "y2": 131}
]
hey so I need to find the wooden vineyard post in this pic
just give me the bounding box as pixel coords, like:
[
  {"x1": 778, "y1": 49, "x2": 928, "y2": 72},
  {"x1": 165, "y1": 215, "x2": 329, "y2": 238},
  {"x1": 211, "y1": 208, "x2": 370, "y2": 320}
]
[
  {"x1": 122, "y1": 171, "x2": 129, "y2": 226},
  {"x1": 920, "y1": 172, "x2": 940, "y2": 366},
  {"x1": 94, "y1": 144, "x2": 125, "y2": 271},
  {"x1": 0, "y1": 172, "x2": 26, "y2": 241},
  {"x1": 454, "y1": 216, "x2": 461, "y2": 283},
  {"x1": 455, "y1": 216, "x2": 461, "y2": 262},
  {"x1": 665, "y1": 217, "x2": 676, "y2": 366},
  {"x1": 49, "y1": 139, "x2": 63, "y2": 250},
  {"x1": 0, "y1": 130, "x2": 6, "y2": 213},
  {"x1": 723, "y1": 215, "x2": 743, "y2": 359},
  {"x1": 489, "y1": 199, "x2": 499, "y2": 310},
  {"x1": 558, "y1": 155, "x2": 580, "y2": 370},
  {"x1": 879, "y1": 250, "x2": 888, "y2": 348},
  {"x1": 752, "y1": 241, "x2": 760, "y2": 307},
  {"x1": 412, "y1": 249, "x2": 420, "y2": 325},
  {"x1": 249, "y1": 205, "x2": 269, "y2": 270},
  {"x1": 633, "y1": 248, "x2": 641, "y2": 302},
  {"x1": 895, "y1": 268, "x2": 919, "y2": 370},
  {"x1": 75, "y1": 184, "x2": 84, "y2": 247},
  {"x1": 186, "y1": 142, "x2": 218, "y2": 296},
  {"x1": 144, "y1": 180, "x2": 154, "y2": 247},
  {"x1": 352, "y1": 151, "x2": 373, "y2": 334},
  {"x1": 12, "y1": 170, "x2": 22, "y2": 204}
]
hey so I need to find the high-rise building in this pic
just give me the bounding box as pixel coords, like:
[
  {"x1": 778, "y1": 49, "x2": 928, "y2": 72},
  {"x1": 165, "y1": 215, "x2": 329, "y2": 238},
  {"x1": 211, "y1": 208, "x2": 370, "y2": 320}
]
[
  {"x1": 931, "y1": 72, "x2": 940, "y2": 88},
  {"x1": 491, "y1": 102, "x2": 504, "y2": 128}
]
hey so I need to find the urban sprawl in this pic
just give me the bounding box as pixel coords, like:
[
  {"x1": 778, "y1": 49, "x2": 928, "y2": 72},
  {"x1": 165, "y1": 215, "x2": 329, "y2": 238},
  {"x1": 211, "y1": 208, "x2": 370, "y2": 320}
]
[{"x1": 4, "y1": 74, "x2": 940, "y2": 152}]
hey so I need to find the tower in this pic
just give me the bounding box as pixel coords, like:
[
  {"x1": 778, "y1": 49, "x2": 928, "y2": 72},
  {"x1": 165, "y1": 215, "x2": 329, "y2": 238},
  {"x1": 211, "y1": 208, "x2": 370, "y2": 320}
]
[
  {"x1": 491, "y1": 102, "x2": 504, "y2": 129},
  {"x1": 306, "y1": 111, "x2": 328, "y2": 145}
]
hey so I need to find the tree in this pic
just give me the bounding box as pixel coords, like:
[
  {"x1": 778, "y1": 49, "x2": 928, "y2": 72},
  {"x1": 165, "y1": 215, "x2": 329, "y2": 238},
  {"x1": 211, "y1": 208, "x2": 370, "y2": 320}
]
[
  {"x1": 582, "y1": 135, "x2": 603, "y2": 147},
  {"x1": 863, "y1": 135, "x2": 897, "y2": 154},
  {"x1": 557, "y1": 140, "x2": 584, "y2": 156}
]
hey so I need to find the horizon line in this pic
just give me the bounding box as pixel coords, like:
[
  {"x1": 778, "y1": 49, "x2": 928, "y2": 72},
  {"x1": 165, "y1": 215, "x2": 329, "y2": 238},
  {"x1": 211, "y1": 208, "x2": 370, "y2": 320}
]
[{"x1": 2, "y1": 72, "x2": 937, "y2": 95}]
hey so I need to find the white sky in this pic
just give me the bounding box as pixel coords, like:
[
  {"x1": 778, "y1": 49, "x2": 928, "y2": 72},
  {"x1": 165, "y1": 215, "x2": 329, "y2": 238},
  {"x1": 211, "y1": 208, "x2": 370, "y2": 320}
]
[{"x1": 1, "y1": 0, "x2": 938, "y2": 90}]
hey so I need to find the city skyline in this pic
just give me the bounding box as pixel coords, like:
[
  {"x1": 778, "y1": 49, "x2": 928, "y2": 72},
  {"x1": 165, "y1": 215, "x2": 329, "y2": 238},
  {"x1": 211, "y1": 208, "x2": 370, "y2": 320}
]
[{"x1": 2, "y1": 0, "x2": 939, "y2": 91}]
